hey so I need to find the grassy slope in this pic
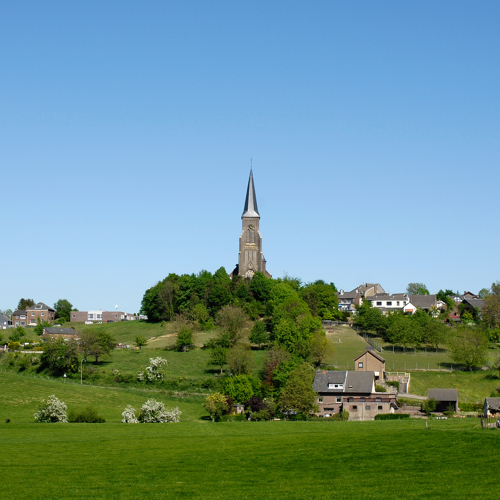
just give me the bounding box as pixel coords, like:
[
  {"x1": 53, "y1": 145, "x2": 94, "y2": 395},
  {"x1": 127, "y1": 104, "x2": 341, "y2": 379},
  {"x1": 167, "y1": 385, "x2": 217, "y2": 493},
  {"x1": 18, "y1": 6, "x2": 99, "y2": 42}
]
[
  {"x1": 0, "y1": 371, "x2": 205, "y2": 423},
  {"x1": 1, "y1": 418, "x2": 498, "y2": 499}
]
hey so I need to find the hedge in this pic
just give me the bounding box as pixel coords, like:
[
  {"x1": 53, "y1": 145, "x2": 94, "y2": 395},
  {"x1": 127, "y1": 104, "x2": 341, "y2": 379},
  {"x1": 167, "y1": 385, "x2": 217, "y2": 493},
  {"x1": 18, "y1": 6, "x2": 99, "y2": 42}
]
[{"x1": 375, "y1": 413, "x2": 410, "y2": 420}]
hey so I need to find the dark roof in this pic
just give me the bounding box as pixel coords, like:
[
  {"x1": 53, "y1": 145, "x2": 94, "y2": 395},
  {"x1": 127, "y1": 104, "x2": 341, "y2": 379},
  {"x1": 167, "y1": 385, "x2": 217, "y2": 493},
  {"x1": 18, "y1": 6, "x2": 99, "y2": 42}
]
[
  {"x1": 428, "y1": 389, "x2": 458, "y2": 402},
  {"x1": 242, "y1": 169, "x2": 259, "y2": 218},
  {"x1": 408, "y1": 294, "x2": 437, "y2": 309},
  {"x1": 353, "y1": 346, "x2": 385, "y2": 363},
  {"x1": 313, "y1": 370, "x2": 374, "y2": 394},
  {"x1": 484, "y1": 398, "x2": 500, "y2": 411},
  {"x1": 27, "y1": 302, "x2": 55, "y2": 312},
  {"x1": 369, "y1": 293, "x2": 407, "y2": 301},
  {"x1": 43, "y1": 327, "x2": 78, "y2": 335},
  {"x1": 336, "y1": 290, "x2": 359, "y2": 299},
  {"x1": 463, "y1": 298, "x2": 486, "y2": 311},
  {"x1": 12, "y1": 309, "x2": 26, "y2": 316}
]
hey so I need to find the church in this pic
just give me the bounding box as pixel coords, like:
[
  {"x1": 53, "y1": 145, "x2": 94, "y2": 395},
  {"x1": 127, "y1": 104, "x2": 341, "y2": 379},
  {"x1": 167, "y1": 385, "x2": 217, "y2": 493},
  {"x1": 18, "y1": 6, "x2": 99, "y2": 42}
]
[{"x1": 231, "y1": 169, "x2": 271, "y2": 279}]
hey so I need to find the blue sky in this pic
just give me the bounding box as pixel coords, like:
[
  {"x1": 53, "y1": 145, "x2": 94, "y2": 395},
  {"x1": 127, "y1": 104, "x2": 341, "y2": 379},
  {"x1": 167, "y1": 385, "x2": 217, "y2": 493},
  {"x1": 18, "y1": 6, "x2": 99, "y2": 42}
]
[{"x1": 1, "y1": 1, "x2": 499, "y2": 313}]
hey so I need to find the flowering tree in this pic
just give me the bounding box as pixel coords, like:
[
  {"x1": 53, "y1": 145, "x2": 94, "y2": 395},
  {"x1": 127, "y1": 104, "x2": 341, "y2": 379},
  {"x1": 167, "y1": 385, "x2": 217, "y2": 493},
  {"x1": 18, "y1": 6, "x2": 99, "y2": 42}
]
[
  {"x1": 122, "y1": 405, "x2": 139, "y2": 423},
  {"x1": 34, "y1": 395, "x2": 68, "y2": 423},
  {"x1": 203, "y1": 392, "x2": 229, "y2": 422},
  {"x1": 138, "y1": 399, "x2": 181, "y2": 423},
  {"x1": 138, "y1": 357, "x2": 168, "y2": 382}
]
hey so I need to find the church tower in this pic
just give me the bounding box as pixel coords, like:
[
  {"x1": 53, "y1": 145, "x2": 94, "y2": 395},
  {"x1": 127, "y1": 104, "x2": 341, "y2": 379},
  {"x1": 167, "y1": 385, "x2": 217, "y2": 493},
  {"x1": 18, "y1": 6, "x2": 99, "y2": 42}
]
[{"x1": 234, "y1": 169, "x2": 271, "y2": 278}]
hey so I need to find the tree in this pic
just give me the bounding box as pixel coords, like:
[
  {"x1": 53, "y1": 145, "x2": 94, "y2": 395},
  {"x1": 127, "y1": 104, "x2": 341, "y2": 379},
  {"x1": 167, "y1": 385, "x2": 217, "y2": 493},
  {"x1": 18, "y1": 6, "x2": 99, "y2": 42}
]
[
  {"x1": 309, "y1": 331, "x2": 335, "y2": 367},
  {"x1": 203, "y1": 392, "x2": 229, "y2": 422},
  {"x1": 79, "y1": 330, "x2": 116, "y2": 363},
  {"x1": 216, "y1": 305, "x2": 247, "y2": 346},
  {"x1": 448, "y1": 326, "x2": 489, "y2": 369},
  {"x1": 17, "y1": 298, "x2": 35, "y2": 310},
  {"x1": 208, "y1": 346, "x2": 227, "y2": 374},
  {"x1": 249, "y1": 321, "x2": 269, "y2": 349},
  {"x1": 406, "y1": 283, "x2": 429, "y2": 295},
  {"x1": 353, "y1": 303, "x2": 388, "y2": 337},
  {"x1": 34, "y1": 319, "x2": 50, "y2": 336},
  {"x1": 478, "y1": 288, "x2": 490, "y2": 299},
  {"x1": 222, "y1": 374, "x2": 255, "y2": 403},
  {"x1": 227, "y1": 344, "x2": 254, "y2": 375},
  {"x1": 34, "y1": 395, "x2": 68, "y2": 423},
  {"x1": 175, "y1": 326, "x2": 193, "y2": 352},
  {"x1": 9, "y1": 326, "x2": 26, "y2": 343},
  {"x1": 134, "y1": 336, "x2": 148, "y2": 352},
  {"x1": 53, "y1": 299, "x2": 74, "y2": 323},
  {"x1": 0, "y1": 308, "x2": 12, "y2": 318},
  {"x1": 278, "y1": 363, "x2": 318, "y2": 415},
  {"x1": 41, "y1": 338, "x2": 79, "y2": 375},
  {"x1": 482, "y1": 282, "x2": 500, "y2": 328}
]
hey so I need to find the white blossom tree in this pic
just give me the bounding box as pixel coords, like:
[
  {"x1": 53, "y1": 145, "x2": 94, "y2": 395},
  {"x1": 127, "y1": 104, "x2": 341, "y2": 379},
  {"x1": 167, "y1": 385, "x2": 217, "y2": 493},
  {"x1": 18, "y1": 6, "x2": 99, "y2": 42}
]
[{"x1": 34, "y1": 395, "x2": 68, "y2": 423}]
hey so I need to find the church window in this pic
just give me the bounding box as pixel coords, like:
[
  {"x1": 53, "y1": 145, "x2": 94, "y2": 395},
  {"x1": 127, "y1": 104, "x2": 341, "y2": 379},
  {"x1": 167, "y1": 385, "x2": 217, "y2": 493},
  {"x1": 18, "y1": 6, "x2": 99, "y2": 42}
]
[{"x1": 246, "y1": 227, "x2": 255, "y2": 244}]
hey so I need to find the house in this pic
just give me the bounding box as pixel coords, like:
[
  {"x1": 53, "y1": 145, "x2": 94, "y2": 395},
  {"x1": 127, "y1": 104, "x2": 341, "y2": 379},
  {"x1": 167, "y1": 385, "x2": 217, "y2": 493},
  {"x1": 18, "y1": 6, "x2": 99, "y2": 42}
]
[
  {"x1": 26, "y1": 302, "x2": 55, "y2": 326},
  {"x1": 461, "y1": 298, "x2": 486, "y2": 317},
  {"x1": 403, "y1": 295, "x2": 438, "y2": 315},
  {"x1": 483, "y1": 398, "x2": 500, "y2": 417},
  {"x1": 313, "y1": 370, "x2": 397, "y2": 421},
  {"x1": 368, "y1": 293, "x2": 408, "y2": 314},
  {"x1": 0, "y1": 314, "x2": 12, "y2": 329},
  {"x1": 12, "y1": 309, "x2": 27, "y2": 327},
  {"x1": 42, "y1": 327, "x2": 79, "y2": 340},
  {"x1": 354, "y1": 346, "x2": 385, "y2": 381},
  {"x1": 70, "y1": 310, "x2": 137, "y2": 323},
  {"x1": 356, "y1": 283, "x2": 385, "y2": 301},
  {"x1": 336, "y1": 289, "x2": 361, "y2": 312},
  {"x1": 428, "y1": 389, "x2": 459, "y2": 413}
]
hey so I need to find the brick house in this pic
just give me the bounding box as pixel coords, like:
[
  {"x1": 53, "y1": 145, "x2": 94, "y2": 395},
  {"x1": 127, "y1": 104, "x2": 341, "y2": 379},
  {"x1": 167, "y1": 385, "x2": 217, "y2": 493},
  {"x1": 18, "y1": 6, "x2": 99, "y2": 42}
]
[
  {"x1": 26, "y1": 302, "x2": 55, "y2": 326},
  {"x1": 313, "y1": 370, "x2": 397, "y2": 421},
  {"x1": 354, "y1": 346, "x2": 386, "y2": 381}
]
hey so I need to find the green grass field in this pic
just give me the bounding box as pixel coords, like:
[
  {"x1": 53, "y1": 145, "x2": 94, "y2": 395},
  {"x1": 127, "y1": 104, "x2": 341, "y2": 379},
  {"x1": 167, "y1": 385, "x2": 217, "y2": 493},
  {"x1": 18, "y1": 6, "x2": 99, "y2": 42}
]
[{"x1": 1, "y1": 416, "x2": 498, "y2": 499}]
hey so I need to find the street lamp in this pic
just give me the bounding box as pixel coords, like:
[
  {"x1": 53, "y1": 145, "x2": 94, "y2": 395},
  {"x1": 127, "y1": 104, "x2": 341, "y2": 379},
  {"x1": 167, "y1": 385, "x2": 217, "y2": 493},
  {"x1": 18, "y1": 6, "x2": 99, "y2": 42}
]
[{"x1": 80, "y1": 358, "x2": 87, "y2": 385}]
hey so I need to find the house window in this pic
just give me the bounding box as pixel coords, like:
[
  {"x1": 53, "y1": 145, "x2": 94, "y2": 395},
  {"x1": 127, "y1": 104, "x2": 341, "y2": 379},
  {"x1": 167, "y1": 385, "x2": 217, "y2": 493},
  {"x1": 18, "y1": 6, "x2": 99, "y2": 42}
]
[
  {"x1": 324, "y1": 408, "x2": 334, "y2": 411},
  {"x1": 352, "y1": 405, "x2": 357, "y2": 410},
  {"x1": 360, "y1": 398, "x2": 366, "y2": 402},
  {"x1": 387, "y1": 301, "x2": 392, "y2": 306},
  {"x1": 21, "y1": 315, "x2": 26, "y2": 319},
  {"x1": 115, "y1": 315, "x2": 118, "y2": 318},
  {"x1": 318, "y1": 397, "x2": 323, "y2": 403},
  {"x1": 41, "y1": 313, "x2": 44, "y2": 316},
  {"x1": 366, "y1": 405, "x2": 371, "y2": 410},
  {"x1": 397, "y1": 301, "x2": 400, "y2": 306},
  {"x1": 376, "y1": 302, "x2": 382, "y2": 306},
  {"x1": 32, "y1": 312, "x2": 35, "y2": 316},
  {"x1": 376, "y1": 398, "x2": 381, "y2": 402},
  {"x1": 30, "y1": 319, "x2": 36, "y2": 324},
  {"x1": 358, "y1": 362, "x2": 363, "y2": 368},
  {"x1": 72, "y1": 315, "x2": 76, "y2": 318},
  {"x1": 21, "y1": 322, "x2": 25, "y2": 326},
  {"x1": 378, "y1": 406, "x2": 383, "y2": 410},
  {"x1": 89, "y1": 314, "x2": 94, "y2": 320},
  {"x1": 336, "y1": 397, "x2": 342, "y2": 403}
]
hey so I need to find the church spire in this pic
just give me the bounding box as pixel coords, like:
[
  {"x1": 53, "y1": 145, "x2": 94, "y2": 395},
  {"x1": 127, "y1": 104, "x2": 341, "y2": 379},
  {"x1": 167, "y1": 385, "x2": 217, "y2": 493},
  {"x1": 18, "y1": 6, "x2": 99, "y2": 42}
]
[{"x1": 242, "y1": 168, "x2": 259, "y2": 218}]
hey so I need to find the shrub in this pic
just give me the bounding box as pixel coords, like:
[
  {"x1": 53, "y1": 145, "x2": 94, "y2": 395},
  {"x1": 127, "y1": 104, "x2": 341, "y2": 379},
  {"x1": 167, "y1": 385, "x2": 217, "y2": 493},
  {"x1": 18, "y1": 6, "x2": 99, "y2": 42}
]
[
  {"x1": 138, "y1": 357, "x2": 168, "y2": 383},
  {"x1": 422, "y1": 398, "x2": 437, "y2": 415},
  {"x1": 175, "y1": 327, "x2": 193, "y2": 352},
  {"x1": 386, "y1": 381, "x2": 399, "y2": 391},
  {"x1": 68, "y1": 407, "x2": 106, "y2": 423},
  {"x1": 375, "y1": 413, "x2": 410, "y2": 420},
  {"x1": 459, "y1": 402, "x2": 482, "y2": 412},
  {"x1": 333, "y1": 411, "x2": 349, "y2": 421},
  {"x1": 122, "y1": 405, "x2": 139, "y2": 423},
  {"x1": 34, "y1": 395, "x2": 68, "y2": 423},
  {"x1": 375, "y1": 385, "x2": 387, "y2": 393},
  {"x1": 250, "y1": 410, "x2": 271, "y2": 421},
  {"x1": 204, "y1": 392, "x2": 229, "y2": 422},
  {"x1": 138, "y1": 399, "x2": 181, "y2": 423}
]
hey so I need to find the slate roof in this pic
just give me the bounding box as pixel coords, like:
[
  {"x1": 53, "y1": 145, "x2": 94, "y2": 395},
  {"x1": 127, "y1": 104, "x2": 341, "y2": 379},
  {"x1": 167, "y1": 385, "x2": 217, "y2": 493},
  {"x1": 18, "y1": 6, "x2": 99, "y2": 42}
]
[
  {"x1": 27, "y1": 302, "x2": 54, "y2": 312},
  {"x1": 336, "y1": 290, "x2": 359, "y2": 300},
  {"x1": 0, "y1": 314, "x2": 11, "y2": 325},
  {"x1": 353, "y1": 346, "x2": 385, "y2": 363},
  {"x1": 369, "y1": 293, "x2": 407, "y2": 301},
  {"x1": 43, "y1": 327, "x2": 78, "y2": 335},
  {"x1": 356, "y1": 283, "x2": 385, "y2": 297},
  {"x1": 484, "y1": 398, "x2": 500, "y2": 411},
  {"x1": 12, "y1": 310, "x2": 26, "y2": 316},
  {"x1": 313, "y1": 370, "x2": 374, "y2": 394},
  {"x1": 242, "y1": 169, "x2": 259, "y2": 218},
  {"x1": 463, "y1": 298, "x2": 486, "y2": 311},
  {"x1": 408, "y1": 294, "x2": 437, "y2": 309},
  {"x1": 428, "y1": 389, "x2": 458, "y2": 402}
]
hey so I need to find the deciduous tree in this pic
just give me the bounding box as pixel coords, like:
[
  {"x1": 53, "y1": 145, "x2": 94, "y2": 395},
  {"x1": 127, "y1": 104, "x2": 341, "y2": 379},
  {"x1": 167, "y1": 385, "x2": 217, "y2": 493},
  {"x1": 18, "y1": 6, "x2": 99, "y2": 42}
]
[
  {"x1": 227, "y1": 344, "x2": 254, "y2": 375},
  {"x1": 448, "y1": 326, "x2": 488, "y2": 369},
  {"x1": 53, "y1": 299, "x2": 75, "y2": 323},
  {"x1": 278, "y1": 363, "x2": 318, "y2": 415},
  {"x1": 203, "y1": 392, "x2": 229, "y2": 422},
  {"x1": 134, "y1": 336, "x2": 148, "y2": 352},
  {"x1": 406, "y1": 283, "x2": 430, "y2": 295}
]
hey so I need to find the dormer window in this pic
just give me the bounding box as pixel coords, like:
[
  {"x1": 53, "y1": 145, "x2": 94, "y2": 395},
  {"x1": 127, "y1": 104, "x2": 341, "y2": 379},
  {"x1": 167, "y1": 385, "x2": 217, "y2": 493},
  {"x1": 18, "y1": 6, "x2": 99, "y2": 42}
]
[{"x1": 328, "y1": 383, "x2": 344, "y2": 389}]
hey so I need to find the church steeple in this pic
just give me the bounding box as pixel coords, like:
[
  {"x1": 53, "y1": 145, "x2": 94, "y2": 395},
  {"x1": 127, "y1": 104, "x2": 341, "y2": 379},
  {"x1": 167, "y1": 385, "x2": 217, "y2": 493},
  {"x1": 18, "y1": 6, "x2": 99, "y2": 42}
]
[{"x1": 242, "y1": 169, "x2": 259, "y2": 218}]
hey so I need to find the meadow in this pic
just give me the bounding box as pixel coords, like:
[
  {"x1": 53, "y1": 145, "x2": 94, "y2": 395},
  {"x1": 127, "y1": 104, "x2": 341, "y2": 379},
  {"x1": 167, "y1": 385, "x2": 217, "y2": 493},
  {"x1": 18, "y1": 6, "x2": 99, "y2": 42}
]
[{"x1": 1, "y1": 415, "x2": 498, "y2": 499}]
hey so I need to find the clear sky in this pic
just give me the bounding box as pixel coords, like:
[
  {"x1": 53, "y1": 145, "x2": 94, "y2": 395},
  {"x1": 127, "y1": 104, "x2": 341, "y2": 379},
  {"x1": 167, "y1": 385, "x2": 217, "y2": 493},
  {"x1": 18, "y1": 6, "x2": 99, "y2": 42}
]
[{"x1": 1, "y1": 1, "x2": 499, "y2": 313}]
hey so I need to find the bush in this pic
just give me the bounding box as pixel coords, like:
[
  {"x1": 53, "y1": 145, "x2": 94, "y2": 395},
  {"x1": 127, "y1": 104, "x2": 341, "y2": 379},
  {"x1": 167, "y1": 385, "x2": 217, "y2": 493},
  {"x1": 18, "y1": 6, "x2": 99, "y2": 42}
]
[
  {"x1": 138, "y1": 399, "x2": 181, "y2": 423},
  {"x1": 333, "y1": 411, "x2": 349, "y2": 421},
  {"x1": 122, "y1": 405, "x2": 139, "y2": 423},
  {"x1": 138, "y1": 357, "x2": 168, "y2": 382},
  {"x1": 175, "y1": 327, "x2": 193, "y2": 352},
  {"x1": 34, "y1": 395, "x2": 67, "y2": 423},
  {"x1": 422, "y1": 398, "x2": 437, "y2": 415},
  {"x1": 375, "y1": 413, "x2": 410, "y2": 420},
  {"x1": 375, "y1": 385, "x2": 387, "y2": 393},
  {"x1": 68, "y1": 407, "x2": 106, "y2": 423},
  {"x1": 459, "y1": 402, "x2": 482, "y2": 412},
  {"x1": 250, "y1": 410, "x2": 271, "y2": 421},
  {"x1": 386, "y1": 381, "x2": 399, "y2": 391},
  {"x1": 204, "y1": 392, "x2": 229, "y2": 422}
]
